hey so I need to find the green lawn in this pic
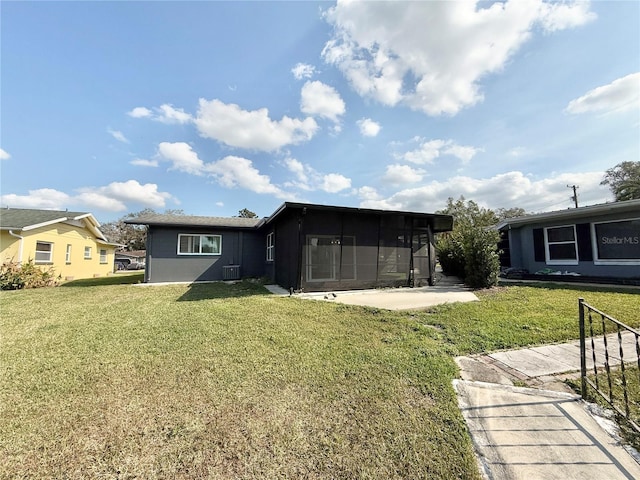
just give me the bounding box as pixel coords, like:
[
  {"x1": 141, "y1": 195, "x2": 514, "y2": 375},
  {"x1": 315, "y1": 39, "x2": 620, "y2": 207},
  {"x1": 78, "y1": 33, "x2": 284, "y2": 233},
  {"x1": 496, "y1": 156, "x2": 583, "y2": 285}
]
[{"x1": 1, "y1": 280, "x2": 638, "y2": 479}]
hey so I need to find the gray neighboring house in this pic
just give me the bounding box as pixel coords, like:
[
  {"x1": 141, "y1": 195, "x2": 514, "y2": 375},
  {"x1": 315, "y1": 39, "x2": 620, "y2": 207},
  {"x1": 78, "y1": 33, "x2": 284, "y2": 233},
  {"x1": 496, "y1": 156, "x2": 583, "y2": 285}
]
[
  {"x1": 496, "y1": 199, "x2": 640, "y2": 284},
  {"x1": 126, "y1": 202, "x2": 454, "y2": 292}
]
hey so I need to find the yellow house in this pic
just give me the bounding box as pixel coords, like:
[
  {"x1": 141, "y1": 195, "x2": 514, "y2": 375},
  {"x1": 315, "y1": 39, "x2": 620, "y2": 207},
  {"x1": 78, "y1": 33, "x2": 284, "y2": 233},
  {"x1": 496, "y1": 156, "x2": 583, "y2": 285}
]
[{"x1": 0, "y1": 208, "x2": 121, "y2": 281}]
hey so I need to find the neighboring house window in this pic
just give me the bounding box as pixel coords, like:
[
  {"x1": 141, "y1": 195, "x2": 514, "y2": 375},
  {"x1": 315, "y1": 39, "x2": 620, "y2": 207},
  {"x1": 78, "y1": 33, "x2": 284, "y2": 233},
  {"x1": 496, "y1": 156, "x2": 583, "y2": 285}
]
[
  {"x1": 84, "y1": 246, "x2": 92, "y2": 259},
  {"x1": 544, "y1": 225, "x2": 578, "y2": 265},
  {"x1": 66, "y1": 244, "x2": 72, "y2": 264},
  {"x1": 178, "y1": 234, "x2": 222, "y2": 255},
  {"x1": 99, "y1": 249, "x2": 107, "y2": 264},
  {"x1": 35, "y1": 241, "x2": 53, "y2": 263},
  {"x1": 592, "y1": 218, "x2": 640, "y2": 265},
  {"x1": 266, "y1": 232, "x2": 274, "y2": 262}
]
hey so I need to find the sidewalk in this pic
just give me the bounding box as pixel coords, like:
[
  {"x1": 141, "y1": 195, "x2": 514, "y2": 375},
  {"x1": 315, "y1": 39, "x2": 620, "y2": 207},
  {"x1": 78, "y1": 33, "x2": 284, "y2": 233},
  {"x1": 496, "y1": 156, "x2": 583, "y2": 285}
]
[{"x1": 455, "y1": 335, "x2": 640, "y2": 480}]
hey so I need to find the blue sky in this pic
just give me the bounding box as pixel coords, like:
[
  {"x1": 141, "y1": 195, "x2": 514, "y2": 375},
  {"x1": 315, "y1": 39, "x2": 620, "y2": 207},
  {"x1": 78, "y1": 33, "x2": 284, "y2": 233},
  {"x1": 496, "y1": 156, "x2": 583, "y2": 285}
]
[{"x1": 1, "y1": 0, "x2": 639, "y2": 223}]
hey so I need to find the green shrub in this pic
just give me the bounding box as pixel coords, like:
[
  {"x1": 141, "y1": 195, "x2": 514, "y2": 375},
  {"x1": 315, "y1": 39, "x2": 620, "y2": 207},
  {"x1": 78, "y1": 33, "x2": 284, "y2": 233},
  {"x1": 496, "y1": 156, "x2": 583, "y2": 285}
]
[
  {"x1": 0, "y1": 260, "x2": 60, "y2": 290},
  {"x1": 435, "y1": 197, "x2": 501, "y2": 288},
  {"x1": 463, "y1": 228, "x2": 500, "y2": 288}
]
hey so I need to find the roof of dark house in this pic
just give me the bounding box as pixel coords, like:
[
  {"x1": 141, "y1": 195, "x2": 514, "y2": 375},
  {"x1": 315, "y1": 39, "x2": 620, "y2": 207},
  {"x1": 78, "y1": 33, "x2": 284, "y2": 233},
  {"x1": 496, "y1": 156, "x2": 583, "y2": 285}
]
[
  {"x1": 265, "y1": 202, "x2": 454, "y2": 232},
  {"x1": 126, "y1": 203, "x2": 454, "y2": 232}
]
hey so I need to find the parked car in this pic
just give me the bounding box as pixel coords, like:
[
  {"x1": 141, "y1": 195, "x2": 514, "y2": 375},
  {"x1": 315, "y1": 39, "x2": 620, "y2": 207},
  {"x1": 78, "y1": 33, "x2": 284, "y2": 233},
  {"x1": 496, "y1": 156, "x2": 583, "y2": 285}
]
[
  {"x1": 114, "y1": 259, "x2": 130, "y2": 270},
  {"x1": 126, "y1": 262, "x2": 145, "y2": 270}
]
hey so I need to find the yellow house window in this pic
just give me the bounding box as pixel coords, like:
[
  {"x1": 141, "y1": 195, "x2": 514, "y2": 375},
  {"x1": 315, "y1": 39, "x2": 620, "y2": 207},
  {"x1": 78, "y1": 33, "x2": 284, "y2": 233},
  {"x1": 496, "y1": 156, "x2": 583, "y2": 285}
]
[
  {"x1": 35, "y1": 241, "x2": 53, "y2": 263},
  {"x1": 84, "y1": 246, "x2": 92, "y2": 259},
  {"x1": 66, "y1": 244, "x2": 72, "y2": 264},
  {"x1": 99, "y1": 249, "x2": 107, "y2": 264}
]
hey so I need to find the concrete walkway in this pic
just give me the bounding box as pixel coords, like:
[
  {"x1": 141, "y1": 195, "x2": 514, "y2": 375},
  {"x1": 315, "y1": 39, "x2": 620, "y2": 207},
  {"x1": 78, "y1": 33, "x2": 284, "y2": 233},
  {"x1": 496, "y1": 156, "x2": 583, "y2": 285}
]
[
  {"x1": 455, "y1": 335, "x2": 640, "y2": 479},
  {"x1": 265, "y1": 275, "x2": 479, "y2": 311}
]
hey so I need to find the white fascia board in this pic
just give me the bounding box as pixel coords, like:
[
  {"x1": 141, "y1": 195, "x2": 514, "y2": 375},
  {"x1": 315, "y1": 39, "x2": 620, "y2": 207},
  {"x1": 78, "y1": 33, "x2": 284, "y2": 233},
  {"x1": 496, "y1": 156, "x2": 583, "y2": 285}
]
[{"x1": 22, "y1": 217, "x2": 68, "y2": 231}]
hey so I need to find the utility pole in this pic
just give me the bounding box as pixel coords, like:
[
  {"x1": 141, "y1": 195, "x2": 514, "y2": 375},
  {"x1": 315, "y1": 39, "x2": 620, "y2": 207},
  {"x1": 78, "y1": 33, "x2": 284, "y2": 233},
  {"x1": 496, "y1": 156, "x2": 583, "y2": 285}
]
[{"x1": 567, "y1": 185, "x2": 579, "y2": 208}]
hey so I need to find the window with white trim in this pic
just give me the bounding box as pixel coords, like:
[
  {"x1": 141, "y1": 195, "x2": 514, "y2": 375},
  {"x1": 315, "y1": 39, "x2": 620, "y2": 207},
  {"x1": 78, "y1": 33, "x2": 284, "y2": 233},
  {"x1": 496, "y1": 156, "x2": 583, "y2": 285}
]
[
  {"x1": 99, "y1": 249, "x2": 108, "y2": 264},
  {"x1": 84, "y1": 246, "x2": 92, "y2": 259},
  {"x1": 65, "y1": 244, "x2": 72, "y2": 263},
  {"x1": 35, "y1": 241, "x2": 53, "y2": 263},
  {"x1": 178, "y1": 234, "x2": 222, "y2": 255},
  {"x1": 544, "y1": 225, "x2": 578, "y2": 264},
  {"x1": 266, "y1": 232, "x2": 274, "y2": 262}
]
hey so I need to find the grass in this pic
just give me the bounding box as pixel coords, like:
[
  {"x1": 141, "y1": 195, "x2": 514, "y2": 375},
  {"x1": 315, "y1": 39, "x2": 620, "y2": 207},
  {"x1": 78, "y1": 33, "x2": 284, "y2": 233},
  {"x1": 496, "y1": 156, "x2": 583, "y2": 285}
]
[
  {"x1": 421, "y1": 284, "x2": 640, "y2": 355},
  {"x1": 1, "y1": 279, "x2": 638, "y2": 479}
]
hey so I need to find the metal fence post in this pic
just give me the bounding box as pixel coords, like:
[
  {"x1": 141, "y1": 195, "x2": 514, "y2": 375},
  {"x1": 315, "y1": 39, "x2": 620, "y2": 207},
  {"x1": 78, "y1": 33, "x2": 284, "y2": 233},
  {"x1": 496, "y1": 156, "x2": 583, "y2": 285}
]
[{"x1": 578, "y1": 297, "x2": 587, "y2": 398}]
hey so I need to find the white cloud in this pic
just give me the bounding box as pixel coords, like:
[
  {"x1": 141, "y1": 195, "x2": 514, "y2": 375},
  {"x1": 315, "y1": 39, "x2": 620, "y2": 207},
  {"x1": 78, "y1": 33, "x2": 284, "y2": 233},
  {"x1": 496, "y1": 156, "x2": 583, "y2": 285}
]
[
  {"x1": 382, "y1": 164, "x2": 425, "y2": 185},
  {"x1": 215, "y1": 201, "x2": 224, "y2": 207},
  {"x1": 284, "y1": 157, "x2": 309, "y2": 185},
  {"x1": 108, "y1": 128, "x2": 129, "y2": 144},
  {"x1": 400, "y1": 139, "x2": 481, "y2": 165},
  {"x1": 566, "y1": 72, "x2": 640, "y2": 115},
  {"x1": 127, "y1": 104, "x2": 192, "y2": 124},
  {"x1": 292, "y1": 63, "x2": 316, "y2": 80},
  {"x1": 1, "y1": 181, "x2": 174, "y2": 212},
  {"x1": 0, "y1": 148, "x2": 11, "y2": 160},
  {"x1": 321, "y1": 173, "x2": 351, "y2": 193},
  {"x1": 77, "y1": 180, "x2": 175, "y2": 211},
  {"x1": 157, "y1": 142, "x2": 289, "y2": 198},
  {"x1": 442, "y1": 144, "x2": 481, "y2": 165},
  {"x1": 205, "y1": 156, "x2": 287, "y2": 198},
  {"x1": 300, "y1": 81, "x2": 346, "y2": 123},
  {"x1": 323, "y1": 0, "x2": 595, "y2": 116},
  {"x1": 158, "y1": 142, "x2": 205, "y2": 175},
  {"x1": 74, "y1": 192, "x2": 127, "y2": 211},
  {"x1": 283, "y1": 157, "x2": 352, "y2": 193},
  {"x1": 358, "y1": 186, "x2": 383, "y2": 203},
  {"x1": 360, "y1": 170, "x2": 610, "y2": 213},
  {"x1": 155, "y1": 104, "x2": 192, "y2": 124},
  {"x1": 127, "y1": 107, "x2": 152, "y2": 118},
  {"x1": 357, "y1": 118, "x2": 381, "y2": 137},
  {"x1": 194, "y1": 98, "x2": 318, "y2": 151},
  {"x1": 1, "y1": 188, "x2": 71, "y2": 209},
  {"x1": 130, "y1": 158, "x2": 158, "y2": 167},
  {"x1": 539, "y1": 0, "x2": 597, "y2": 32}
]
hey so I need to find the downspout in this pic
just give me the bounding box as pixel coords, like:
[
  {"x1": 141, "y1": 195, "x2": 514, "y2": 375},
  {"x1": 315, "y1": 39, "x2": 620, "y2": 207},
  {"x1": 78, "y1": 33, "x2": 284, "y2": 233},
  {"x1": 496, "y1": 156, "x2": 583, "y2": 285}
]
[
  {"x1": 295, "y1": 208, "x2": 306, "y2": 292},
  {"x1": 8, "y1": 230, "x2": 24, "y2": 264}
]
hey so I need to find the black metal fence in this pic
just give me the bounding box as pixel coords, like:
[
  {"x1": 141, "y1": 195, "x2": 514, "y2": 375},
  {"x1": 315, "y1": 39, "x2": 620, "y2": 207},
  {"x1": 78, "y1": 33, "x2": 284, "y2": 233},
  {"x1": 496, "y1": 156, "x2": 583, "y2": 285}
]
[{"x1": 578, "y1": 298, "x2": 640, "y2": 434}]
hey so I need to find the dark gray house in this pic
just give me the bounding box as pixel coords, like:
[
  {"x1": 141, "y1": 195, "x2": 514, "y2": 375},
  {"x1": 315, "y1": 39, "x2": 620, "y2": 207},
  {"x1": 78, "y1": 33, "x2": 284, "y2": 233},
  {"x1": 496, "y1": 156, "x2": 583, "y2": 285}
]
[
  {"x1": 496, "y1": 199, "x2": 640, "y2": 284},
  {"x1": 127, "y1": 202, "x2": 453, "y2": 292}
]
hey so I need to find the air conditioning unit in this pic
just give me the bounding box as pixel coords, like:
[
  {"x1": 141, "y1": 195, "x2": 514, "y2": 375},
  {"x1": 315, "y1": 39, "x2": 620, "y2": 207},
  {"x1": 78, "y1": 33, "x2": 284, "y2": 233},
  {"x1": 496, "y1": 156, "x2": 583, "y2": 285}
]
[{"x1": 222, "y1": 265, "x2": 241, "y2": 281}]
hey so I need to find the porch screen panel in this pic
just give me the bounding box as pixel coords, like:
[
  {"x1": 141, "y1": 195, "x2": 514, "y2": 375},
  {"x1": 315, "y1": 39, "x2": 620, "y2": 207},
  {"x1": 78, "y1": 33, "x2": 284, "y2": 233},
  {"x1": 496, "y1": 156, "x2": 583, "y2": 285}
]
[
  {"x1": 343, "y1": 215, "x2": 377, "y2": 282},
  {"x1": 377, "y1": 216, "x2": 411, "y2": 285}
]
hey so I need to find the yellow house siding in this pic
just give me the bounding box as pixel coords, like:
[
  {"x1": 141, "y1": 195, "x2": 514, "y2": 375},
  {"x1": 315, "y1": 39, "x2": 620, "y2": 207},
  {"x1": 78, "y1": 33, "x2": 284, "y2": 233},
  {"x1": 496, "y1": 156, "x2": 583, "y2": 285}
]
[
  {"x1": 1, "y1": 222, "x2": 116, "y2": 280},
  {"x1": 0, "y1": 231, "x2": 22, "y2": 263}
]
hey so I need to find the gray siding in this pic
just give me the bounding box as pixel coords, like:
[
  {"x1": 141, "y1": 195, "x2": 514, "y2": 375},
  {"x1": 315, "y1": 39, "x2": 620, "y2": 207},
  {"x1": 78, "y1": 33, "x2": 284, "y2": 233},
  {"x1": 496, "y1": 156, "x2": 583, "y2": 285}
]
[
  {"x1": 506, "y1": 209, "x2": 639, "y2": 279},
  {"x1": 146, "y1": 226, "x2": 263, "y2": 283}
]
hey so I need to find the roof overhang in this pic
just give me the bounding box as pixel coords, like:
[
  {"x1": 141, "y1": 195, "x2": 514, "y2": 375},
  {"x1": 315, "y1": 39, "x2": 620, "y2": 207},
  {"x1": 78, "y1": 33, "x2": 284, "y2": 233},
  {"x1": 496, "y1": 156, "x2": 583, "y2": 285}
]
[
  {"x1": 265, "y1": 202, "x2": 454, "y2": 232},
  {"x1": 495, "y1": 199, "x2": 640, "y2": 230}
]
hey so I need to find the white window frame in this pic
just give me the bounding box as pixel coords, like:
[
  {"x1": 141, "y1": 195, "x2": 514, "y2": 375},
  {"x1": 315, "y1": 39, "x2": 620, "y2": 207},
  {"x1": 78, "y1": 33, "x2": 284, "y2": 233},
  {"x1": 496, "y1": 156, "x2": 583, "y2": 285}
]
[
  {"x1": 591, "y1": 218, "x2": 640, "y2": 266},
  {"x1": 84, "y1": 246, "x2": 92, "y2": 259},
  {"x1": 177, "y1": 234, "x2": 222, "y2": 256},
  {"x1": 35, "y1": 241, "x2": 53, "y2": 264},
  {"x1": 65, "y1": 244, "x2": 72, "y2": 264},
  {"x1": 266, "y1": 232, "x2": 274, "y2": 262},
  {"x1": 544, "y1": 225, "x2": 578, "y2": 265},
  {"x1": 99, "y1": 249, "x2": 108, "y2": 264}
]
